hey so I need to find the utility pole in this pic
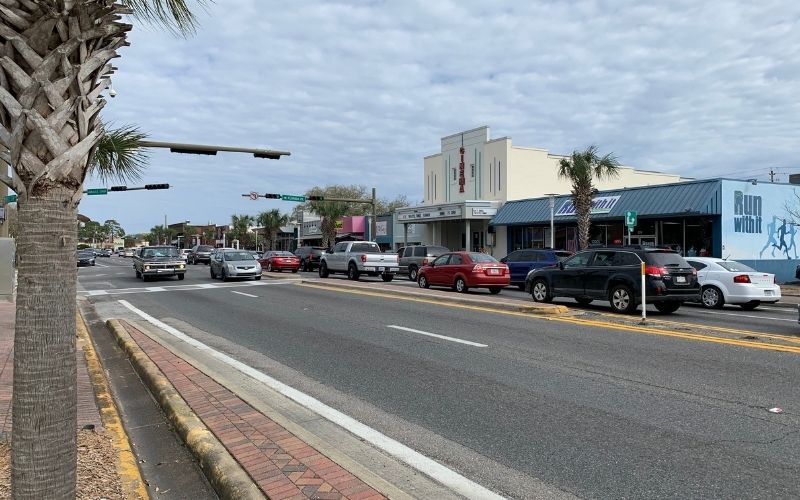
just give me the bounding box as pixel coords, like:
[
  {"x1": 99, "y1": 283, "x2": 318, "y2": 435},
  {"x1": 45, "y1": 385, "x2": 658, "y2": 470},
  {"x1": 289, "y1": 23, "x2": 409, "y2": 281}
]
[
  {"x1": 371, "y1": 187, "x2": 377, "y2": 242},
  {"x1": 769, "y1": 169, "x2": 776, "y2": 183}
]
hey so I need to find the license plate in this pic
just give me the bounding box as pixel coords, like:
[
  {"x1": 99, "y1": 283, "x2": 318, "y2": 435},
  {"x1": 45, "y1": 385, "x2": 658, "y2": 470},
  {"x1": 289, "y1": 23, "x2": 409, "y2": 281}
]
[
  {"x1": 377, "y1": 267, "x2": 384, "y2": 272},
  {"x1": 675, "y1": 276, "x2": 686, "y2": 283},
  {"x1": 489, "y1": 268, "x2": 500, "y2": 275},
  {"x1": 765, "y1": 290, "x2": 774, "y2": 296}
]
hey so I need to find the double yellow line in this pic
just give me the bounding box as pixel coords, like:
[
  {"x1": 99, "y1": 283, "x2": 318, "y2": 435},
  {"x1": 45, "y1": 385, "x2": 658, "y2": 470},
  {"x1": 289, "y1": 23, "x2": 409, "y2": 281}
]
[{"x1": 298, "y1": 283, "x2": 800, "y2": 354}]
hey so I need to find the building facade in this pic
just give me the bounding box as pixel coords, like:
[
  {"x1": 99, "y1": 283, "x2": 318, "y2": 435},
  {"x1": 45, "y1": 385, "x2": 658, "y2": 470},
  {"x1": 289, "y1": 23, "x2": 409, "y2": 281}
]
[{"x1": 396, "y1": 126, "x2": 688, "y2": 254}]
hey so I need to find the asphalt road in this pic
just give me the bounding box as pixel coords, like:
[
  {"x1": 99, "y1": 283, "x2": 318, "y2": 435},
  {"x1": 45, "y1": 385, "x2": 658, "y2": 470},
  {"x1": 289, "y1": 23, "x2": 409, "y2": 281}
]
[{"x1": 81, "y1": 258, "x2": 800, "y2": 498}]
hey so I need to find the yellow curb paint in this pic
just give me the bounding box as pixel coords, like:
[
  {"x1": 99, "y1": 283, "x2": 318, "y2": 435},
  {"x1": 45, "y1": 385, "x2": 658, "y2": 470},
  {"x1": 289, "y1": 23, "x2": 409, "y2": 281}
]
[
  {"x1": 77, "y1": 312, "x2": 149, "y2": 500},
  {"x1": 298, "y1": 283, "x2": 800, "y2": 355}
]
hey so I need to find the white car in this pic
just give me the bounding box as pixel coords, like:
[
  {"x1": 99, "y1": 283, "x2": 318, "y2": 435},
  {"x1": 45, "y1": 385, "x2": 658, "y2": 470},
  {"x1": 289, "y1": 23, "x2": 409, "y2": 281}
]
[
  {"x1": 180, "y1": 249, "x2": 192, "y2": 261},
  {"x1": 685, "y1": 257, "x2": 780, "y2": 310}
]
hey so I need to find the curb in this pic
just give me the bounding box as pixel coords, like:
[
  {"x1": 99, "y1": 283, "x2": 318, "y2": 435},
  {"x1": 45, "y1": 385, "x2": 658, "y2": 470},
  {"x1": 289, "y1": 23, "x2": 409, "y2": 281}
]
[
  {"x1": 106, "y1": 319, "x2": 265, "y2": 500},
  {"x1": 76, "y1": 312, "x2": 149, "y2": 500},
  {"x1": 300, "y1": 279, "x2": 570, "y2": 316}
]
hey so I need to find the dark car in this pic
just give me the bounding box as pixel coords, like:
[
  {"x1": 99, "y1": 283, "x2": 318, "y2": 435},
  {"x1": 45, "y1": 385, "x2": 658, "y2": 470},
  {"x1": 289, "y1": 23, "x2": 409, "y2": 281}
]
[
  {"x1": 189, "y1": 245, "x2": 214, "y2": 265},
  {"x1": 417, "y1": 251, "x2": 510, "y2": 294},
  {"x1": 76, "y1": 249, "x2": 95, "y2": 267},
  {"x1": 294, "y1": 246, "x2": 327, "y2": 271},
  {"x1": 525, "y1": 247, "x2": 700, "y2": 314},
  {"x1": 500, "y1": 249, "x2": 572, "y2": 290},
  {"x1": 133, "y1": 246, "x2": 186, "y2": 281},
  {"x1": 397, "y1": 245, "x2": 450, "y2": 281}
]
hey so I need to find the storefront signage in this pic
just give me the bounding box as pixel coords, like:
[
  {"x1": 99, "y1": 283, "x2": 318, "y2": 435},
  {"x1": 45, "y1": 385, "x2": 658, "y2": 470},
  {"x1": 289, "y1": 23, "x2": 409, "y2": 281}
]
[
  {"x1": 733, "y1": 191, "x2": 762, "y2": 234},
  {"x1": 472, "y1": 208, "x2": 497, "y2": 216},
  {"x1": 398, "y1": 207, "x2": 462, "y2": 221},
  {"x1": 458, "y1": 147, "x2": 466, "y2": 193},
  {"x1": 376, "y1": 221, "x2": 388, "y2": 236},
  {"x1": 555, "y1": 196, "x2": 621, "y2": 216}
]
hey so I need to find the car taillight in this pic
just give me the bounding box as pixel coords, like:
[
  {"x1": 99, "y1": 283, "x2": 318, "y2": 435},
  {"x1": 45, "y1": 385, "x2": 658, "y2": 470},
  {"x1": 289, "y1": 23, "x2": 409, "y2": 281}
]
[
  {"x1": 422, "y1": 258, "x2": 429, "y2": 266},
  {"x1": 733, "y1": 274, "x2": 751, "y2": 284},
  {"x1": 360, "y1": 254, "x2": 367, "y2": 263},
  {"x1": 645, "y1": 265, "x2": 667, "y2": 277}
]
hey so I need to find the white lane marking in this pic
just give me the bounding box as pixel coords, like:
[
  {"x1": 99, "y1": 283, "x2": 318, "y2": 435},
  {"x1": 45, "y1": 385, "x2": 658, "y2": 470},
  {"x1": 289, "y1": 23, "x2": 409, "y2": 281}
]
[
  {"x1": 77, "y1": 280, "x2": 294, "y2": 296},
  {"x1": 386, "y1": 325, "x2": 488, "y2": 347},
  {"x1": 231, "y1": 290, "x2": 258, "y2": 298},
  {"x1": 146, "y1": 286, "x2": 166, "y2": 292},
  {"x1": 699, "y1": 310, "x2": 797, "y2": 323},
  {"x1": 118, "y1": 300, "x2": 502, "y2": 500},
  {"x1": 86, "y1": 290, "x2": 108, "y2": 296},
  {"x1": 95, "y1": 263, "x2": 110, "y2": 268},
  {"x1": 196, "y1": 284, "x2": 217, "y2": 289},
  {"x1": 92, "y1": 274, "x2": 108, "y2": 277}
]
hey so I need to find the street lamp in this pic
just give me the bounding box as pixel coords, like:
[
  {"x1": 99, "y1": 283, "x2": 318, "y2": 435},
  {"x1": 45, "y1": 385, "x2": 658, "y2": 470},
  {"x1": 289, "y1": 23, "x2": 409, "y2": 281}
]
[
  {"x1": 139, "y1": 140, "x2": 290, "y2": 160},
  {"x1": 545, "y1": 194, "x2": 558, "y2": 249}
]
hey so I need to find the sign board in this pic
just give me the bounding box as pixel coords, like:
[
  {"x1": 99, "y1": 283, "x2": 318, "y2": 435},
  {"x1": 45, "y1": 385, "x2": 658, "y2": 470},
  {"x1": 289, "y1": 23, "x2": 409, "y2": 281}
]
[
  {"x1": 471, "y1": 208, "x2": 497, "y2": 216},
  {"x1": 397, "y1": 206, "x2": 462, "y2": 221},
  {"x1": 375, "y1": 221, "x2": 388, "y2": 236},
  {"x1": 281, "y1": 194, "x2": 306, "y2": 202},
  {"x1": 625, "y1": 210, "x2": 637, "y2": 228},
  {"x1": 555, "y1": 196, "x2": 621, "y2": 216},
  {"x1": 4, "y1": 195, "x2": 17, "y2": 204},
  {"x1": 248, "y1": 191, "x2": 259, "y2": 200},
  {"x1": 86, "y1": 188, "x2": 107, "y2": 196}
]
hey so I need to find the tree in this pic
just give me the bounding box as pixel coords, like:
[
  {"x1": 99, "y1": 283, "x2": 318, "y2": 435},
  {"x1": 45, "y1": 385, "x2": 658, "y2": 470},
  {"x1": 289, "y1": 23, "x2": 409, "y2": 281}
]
[
  {"x1": 203, "y1": 227, "x2": 217, "y2": 246},
  {"x1": 148, "y1": 224, "x2": 174, "y2": 245},
  {"x1": 557, "y1": 145, "x2": 621, "y2": 250},
  {"x1": 230, "y1": 214, "x2": 254, "y2": 249},
  {"x1": 257, "y1": 209, "x2": 289, "y2": 251},
  {"x1": 78, "y1": 221, "x2": 108, "y2": 244},
  {"x1": 303, "y1": 185, "x2": 370, "y2": 247},
  {"x1": 103, "y1": 219, "x2": 125, "y2": 244},
  {"x1": 375, "y1": 194, "x2": 410, "y2": 214}
]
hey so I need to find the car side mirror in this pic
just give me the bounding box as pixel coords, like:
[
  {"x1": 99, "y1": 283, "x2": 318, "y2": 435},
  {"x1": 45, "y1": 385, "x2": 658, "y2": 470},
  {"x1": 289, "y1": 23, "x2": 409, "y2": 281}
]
[{"x1": 429, "y1": 262, "x2": 435, "y2": 268}]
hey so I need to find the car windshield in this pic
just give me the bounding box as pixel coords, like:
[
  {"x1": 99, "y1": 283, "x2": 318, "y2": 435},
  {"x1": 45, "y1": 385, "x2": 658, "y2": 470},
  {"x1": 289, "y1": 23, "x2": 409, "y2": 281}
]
[
  {"x1": 468, "y1": 253, "x2": 498, "y2": 263},
  {"x1": 351, "y1": 243, "x2": 381, "y2": 253},
  {"x1": 274, "y1": 252, "x2": 294, "y2": 257},
  {"x1": 223, "y1": 251, "x2": 254, "y2": 261},
  {"x1": 78, "y1": 250, "x2": 93, "y2": 256},
  {"x1": 197, "y1": 246, "x2": 213, "y2": 252},
  {"x1": 646, "y1": 251, "x2": 688, "y2": 267},
  {"x1": 717, "y1": 260, "x2": 756, "y2": 272},
  {"x1": 144, "y1": 247, "x2": 179, "y2": 258}
]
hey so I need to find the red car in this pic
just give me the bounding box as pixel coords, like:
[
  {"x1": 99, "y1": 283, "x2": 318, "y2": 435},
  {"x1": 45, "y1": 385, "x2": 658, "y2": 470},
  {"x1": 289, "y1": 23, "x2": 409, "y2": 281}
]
[
  {"x1": 417, "y1": 251, "x2": 510, "y2": 294},
  {"x1": 259, "y1": 251, "x2": 300, "y2": 273}
]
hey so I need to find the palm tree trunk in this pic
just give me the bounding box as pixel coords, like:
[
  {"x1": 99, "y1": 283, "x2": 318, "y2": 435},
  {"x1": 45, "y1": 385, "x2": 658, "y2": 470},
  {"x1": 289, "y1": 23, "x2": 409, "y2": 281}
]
[
  {"x1": 13, "y1": 188, "x2": 78, "y2": 498},
  {"x1": 574, "y1": 190, "x2": 593, "y2": 251}
]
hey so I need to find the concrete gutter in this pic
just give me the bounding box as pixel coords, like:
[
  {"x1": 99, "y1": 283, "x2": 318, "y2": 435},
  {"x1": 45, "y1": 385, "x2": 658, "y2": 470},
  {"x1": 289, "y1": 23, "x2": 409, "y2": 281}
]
[
  {"x1": 106, "y1": 319, "x2": 265, "y2": 500},
  {"x1": 300, "y1": 279, "x2": 570, "y2": 316}
]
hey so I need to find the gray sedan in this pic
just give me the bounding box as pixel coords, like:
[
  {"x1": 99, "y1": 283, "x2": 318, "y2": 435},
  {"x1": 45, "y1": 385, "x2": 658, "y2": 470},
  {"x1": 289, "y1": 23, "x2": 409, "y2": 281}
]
[{"x1": 209, "y1": 249, "x2": 262, "y2": 281}]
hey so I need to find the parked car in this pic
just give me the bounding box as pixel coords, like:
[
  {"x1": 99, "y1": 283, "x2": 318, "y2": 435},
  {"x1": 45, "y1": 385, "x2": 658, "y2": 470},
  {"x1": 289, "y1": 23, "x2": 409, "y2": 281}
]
[
  {"x1": 190, "y1": 245, "x2": 215, "y2": 265},
  {"x1": 77, "y1": 249, "x2": 96, "y2": 267},
  {"x1": 500, "y1": 249, "x2": 573, "y2": 290},
  {"x1": 525, "y1": 247, "x2": 700, "y2": 314},
  {"x1": 123, "y1": 248, "x2": 136, "y2": 257},
  {"x1": 97, "y1": 248, "x2": 112, "y2": 257},
  {"x1": 397, "y1": 245, "x2": 450, "y2": 281},
  {"x1": 210, "y1": 249, "x2": 262, "y2": 281},
  {"x1": 133, "y1": 246, "x2": 186, "y2": 281},
  {"x1": 117, "y1": 248, "x2": 125, "y2": 256},
  {"x1": 417, "y1": 251, "x2": 509, "y2": 293},
  {"x1": 294, "y1": 246, "x2": 327, "y2": 271},
  {"x1": 259, "y1": 251, "x2": 300, "y2": 272},
  {"x1": 318, "y1": 241, "x2": 399, "y2": 281},
  {"x1": 685, "y1": 257, "x2": 780, "y2": 310},
  {"x1": 250, "y1": 251, "x2": 263, "y2": 260}
]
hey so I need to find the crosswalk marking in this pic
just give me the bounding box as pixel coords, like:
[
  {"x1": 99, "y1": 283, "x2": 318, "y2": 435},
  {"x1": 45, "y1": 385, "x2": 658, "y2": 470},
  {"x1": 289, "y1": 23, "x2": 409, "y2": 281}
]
[{"x1": 78, "y1": 280, "x2": 295, "y2": 297}]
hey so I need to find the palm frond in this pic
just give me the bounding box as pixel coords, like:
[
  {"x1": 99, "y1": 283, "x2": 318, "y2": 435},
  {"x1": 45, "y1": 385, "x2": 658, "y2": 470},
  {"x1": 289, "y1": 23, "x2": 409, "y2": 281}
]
[
  {"x1": 91, "y1": 125, "x2": 149, "y2": 184},
  {"x1": 125, "y1": 0, "x2": 209, "y2": 36}
]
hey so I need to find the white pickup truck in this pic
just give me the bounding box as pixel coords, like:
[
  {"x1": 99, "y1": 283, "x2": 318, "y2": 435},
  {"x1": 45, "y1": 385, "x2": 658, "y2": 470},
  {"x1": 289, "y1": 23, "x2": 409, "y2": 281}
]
[{"x1": 318, "y1": 241, "x2": 399, "y2": 281}]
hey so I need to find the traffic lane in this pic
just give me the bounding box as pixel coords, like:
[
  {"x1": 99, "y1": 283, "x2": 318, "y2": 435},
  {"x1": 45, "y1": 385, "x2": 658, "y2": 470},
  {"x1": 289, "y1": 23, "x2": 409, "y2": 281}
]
[
  {"x1": 78, "y1": 258, "x2": 210, "y2": 290},
  {"x1": 115, "y1": 284, "x2": 800, "y2": 499}
]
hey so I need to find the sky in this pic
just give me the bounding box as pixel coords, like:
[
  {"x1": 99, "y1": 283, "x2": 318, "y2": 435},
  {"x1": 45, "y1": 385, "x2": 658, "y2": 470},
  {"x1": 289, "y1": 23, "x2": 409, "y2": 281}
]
[{"x1": 86, "y1": 0, "x2": 800, "y2": 233}]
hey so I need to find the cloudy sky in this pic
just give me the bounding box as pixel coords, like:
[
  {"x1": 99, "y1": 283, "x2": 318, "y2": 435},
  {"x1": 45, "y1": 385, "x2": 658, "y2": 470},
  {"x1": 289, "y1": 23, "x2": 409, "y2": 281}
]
[{"x1": 87, "y1": 0, "x2": 799, "y2": 233}]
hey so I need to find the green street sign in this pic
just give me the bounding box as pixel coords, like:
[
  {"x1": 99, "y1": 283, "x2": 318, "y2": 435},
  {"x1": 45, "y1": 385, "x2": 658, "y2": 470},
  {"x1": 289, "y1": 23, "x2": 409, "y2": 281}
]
[
  {"x1": 625, "y1": 210, "x2": 637, "y2": 228},
  {"x1": 86, "y1": 188, "x2": 108, "y2": 196},
  {"x1": 281, "y1": 194, "x2": 306, "y2": 202},
  {"x1": 4, "y1": 195, "x2": 17, "y2": 203}
]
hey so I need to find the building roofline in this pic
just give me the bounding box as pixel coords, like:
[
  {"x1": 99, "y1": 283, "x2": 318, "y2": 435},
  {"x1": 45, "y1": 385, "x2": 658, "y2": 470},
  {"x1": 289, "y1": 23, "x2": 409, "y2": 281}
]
[
  {"x1": 511, "y1": 145, "x2": 548, "y2": 152},
  {"x1": 423, "y1": 153, "x2": 442, "y2": 160},
  {"x1": 486, "y1": 136, "x2": 510, "y2": 145},
  {"x1": 440, "y1": 125, "x2": 490, "y2": 141}
]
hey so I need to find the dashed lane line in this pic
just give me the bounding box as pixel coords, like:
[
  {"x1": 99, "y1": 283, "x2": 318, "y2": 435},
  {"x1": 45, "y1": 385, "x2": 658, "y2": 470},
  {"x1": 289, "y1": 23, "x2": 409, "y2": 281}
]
[
  {"x1": 231, "y1": 290, "x2": 258, "y2": 298},
  {"x1": 386, "y1": 325, "x2": 487, "y2": 347},
  {"x1": 78, "y1": 280, "x2": 296, "y2": 297}
]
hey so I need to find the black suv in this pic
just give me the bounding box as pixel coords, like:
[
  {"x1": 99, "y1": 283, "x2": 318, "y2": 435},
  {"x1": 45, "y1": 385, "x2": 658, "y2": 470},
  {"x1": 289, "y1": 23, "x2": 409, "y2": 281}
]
[
  {"x1": 189, "y1": 245, "x2": 214, "y2": 265},
  {"x1": 524, "y1": 247, "x2": 700, "y2": 314},
  {"x1": 294, "y1": 246, "x2": 327, "y2": 271}
]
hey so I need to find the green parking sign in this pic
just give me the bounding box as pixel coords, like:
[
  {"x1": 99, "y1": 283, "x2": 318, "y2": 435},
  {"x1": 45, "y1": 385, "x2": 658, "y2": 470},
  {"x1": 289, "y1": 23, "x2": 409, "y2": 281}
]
[{"x1": 625, "y1": 210, "x2": 637, "y2": 229}]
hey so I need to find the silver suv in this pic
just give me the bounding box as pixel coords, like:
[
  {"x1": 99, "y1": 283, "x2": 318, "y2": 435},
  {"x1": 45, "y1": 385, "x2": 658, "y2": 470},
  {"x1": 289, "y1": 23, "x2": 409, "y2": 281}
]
[{"x1": 397, "y1": 245, "x2": 450, "y2": 281}]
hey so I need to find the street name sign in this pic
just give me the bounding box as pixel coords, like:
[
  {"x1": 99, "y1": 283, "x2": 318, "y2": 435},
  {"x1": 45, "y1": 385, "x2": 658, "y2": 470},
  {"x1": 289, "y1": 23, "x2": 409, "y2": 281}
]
[
  {"x1": 86, "y1": 188, "x2": 108, "y2": 195},
  {"x1": 281, "y1": 194, "x2": 306, "y2": 202},
  {"x1": 4, "y1": 195, "x2": 17, "y2": 204}
]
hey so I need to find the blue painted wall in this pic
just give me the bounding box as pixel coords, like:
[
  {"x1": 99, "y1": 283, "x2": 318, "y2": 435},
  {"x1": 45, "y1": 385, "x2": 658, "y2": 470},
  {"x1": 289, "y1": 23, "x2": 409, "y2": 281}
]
[{"x1": 737, "y1": 259, "x2": 798, "y2": 284}]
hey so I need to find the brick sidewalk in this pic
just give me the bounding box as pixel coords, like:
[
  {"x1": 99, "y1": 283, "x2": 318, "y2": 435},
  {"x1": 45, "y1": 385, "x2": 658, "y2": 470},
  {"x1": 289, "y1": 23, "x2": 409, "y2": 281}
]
[
  {"x1": 121, "y1": 321, "x2": 386, "y2": 500},
  {"x1": 0, "y1": 302, "x2": 102, "y2": 439}
]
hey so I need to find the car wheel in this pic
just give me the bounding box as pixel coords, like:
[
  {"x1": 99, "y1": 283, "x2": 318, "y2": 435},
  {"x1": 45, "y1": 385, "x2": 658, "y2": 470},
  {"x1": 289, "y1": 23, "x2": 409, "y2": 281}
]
[
  {"x1": 255, "y1": 276, "x2": 262, "y2": 281},
  {"x1": 135, "y1": 270, "x2": 141, "y2": 278},
  {"x1": 654, "y1": 301, "x2": 681, "y2": 314},
  {"x1": 609, "y1": 284, "x2": 637, "y2": 314},
  {"x1": 418, "y1": 274, "x2": 430, "y2": 289},
  {"x1": 267, "y1": 262, "x2": 273, "y2": 272},
  {"x1": 575, "y1": 297, "x2": 593, "y2": 305},
  {"x1": 739, "y1": 301, "x2": 760, "y2": 311},
  {"x1": 455, "y1": 277, "x2": 468, "y2": 293},
  {"x1": 701, "y1": 286, "x2": 724, "y2": 309},
  {"x1": 348, "y1": 263, "x2": 360, "y2": 281},
  {"x1": 177, "y1": 274, "x2": 185, "y2": 281},
  {"x1": 222, "y1": 269, "x2": 229, "y2": 282},
  {"x1": 531, "y1": 279, "x2": 552, "y2": 303},
  {"x1": 210, "y1": 267, "x2": 216, "y2": 279},
  {"x1": 291, "y1": 269, "x2": 298, "y2": 274},
  {"x1": 408, "y1": 266, "x2": 418, "y2": 282},
  {"x1": 382, "y1": 274, "x2": 394, "y2": 282},
  {"x1": 319, "y1": 261, "x2": 329, "y2": 278},
  {"x1": 301, "y1": 260, "x2": 308, "y2": 272},
  {"x1": 489, "y1": 287, "x2": 502, "y2": 295},
  {"x1": 142, "y1": 275, "x2": 150, "y2": 282}
]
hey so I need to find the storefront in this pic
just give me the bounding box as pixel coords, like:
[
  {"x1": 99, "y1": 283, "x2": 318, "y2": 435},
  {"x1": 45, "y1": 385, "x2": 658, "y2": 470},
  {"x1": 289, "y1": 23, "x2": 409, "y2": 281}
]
[
  {"x1": 491, "y1": 179, "x2": 800, "y2": 282},
  {"x1": 395, "y1": 200, "x2": 501, "y2": 252}
]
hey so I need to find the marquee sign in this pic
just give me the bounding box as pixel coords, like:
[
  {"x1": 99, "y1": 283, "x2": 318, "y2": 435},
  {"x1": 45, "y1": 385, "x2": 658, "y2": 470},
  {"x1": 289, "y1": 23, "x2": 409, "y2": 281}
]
[{"x1": 555, "y1": 196, "x2": 621, "y2": 216}]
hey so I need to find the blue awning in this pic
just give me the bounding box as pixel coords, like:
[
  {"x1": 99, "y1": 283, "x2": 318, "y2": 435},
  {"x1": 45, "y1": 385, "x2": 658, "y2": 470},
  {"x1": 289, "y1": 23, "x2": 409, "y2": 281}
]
[{"x1": 492, "y1": 179, "x2": 722, "y2": 226}]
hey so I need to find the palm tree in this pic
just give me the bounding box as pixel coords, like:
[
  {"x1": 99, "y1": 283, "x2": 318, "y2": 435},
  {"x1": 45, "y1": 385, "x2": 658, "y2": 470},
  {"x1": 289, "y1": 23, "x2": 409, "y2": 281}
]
[
  {"x1": 305, "y1": 186, "x2": 364, "y2": 248},
  {"x1": 557, "y1": 145, "x2": 621, "y2": 250},
  {"x1": 0, "y1": 2, "x2": 202, "y2": 497},
  {"x1": 230, "y1": 214, "x2": 254, "y2": 249},
  {"x1": 257, "y1": 209, "x2": 289, "y2": 251}
]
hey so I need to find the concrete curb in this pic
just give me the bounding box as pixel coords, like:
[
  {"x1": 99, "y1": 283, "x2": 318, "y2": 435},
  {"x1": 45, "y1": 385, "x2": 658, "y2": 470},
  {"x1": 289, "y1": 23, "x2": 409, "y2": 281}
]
[
  {"x1": 300, "y1": 279, "x2": 570, "y2": 316},
  {"x1": 106, "y1": 319, "x2": 265, "y2": 500},
  {"x1": 76, "y1": 312, "x2": 149, "y2": 500}
]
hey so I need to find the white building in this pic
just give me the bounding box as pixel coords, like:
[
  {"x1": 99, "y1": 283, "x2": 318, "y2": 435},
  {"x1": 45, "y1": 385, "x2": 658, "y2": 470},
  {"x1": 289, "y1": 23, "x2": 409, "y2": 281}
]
[{"x1": 395, "y1": 126, "x2": 689, "y2": 257}]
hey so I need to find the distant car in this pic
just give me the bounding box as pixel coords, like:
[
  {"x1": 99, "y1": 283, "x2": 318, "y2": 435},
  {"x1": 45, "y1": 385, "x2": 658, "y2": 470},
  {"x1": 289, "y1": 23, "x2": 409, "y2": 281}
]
[
  {"x1": 190, "y1": 245, "x2": 214, "y2": 265},
  {"x1": 210, "y1": 249, "x2": 262, "y2": 281},
  {"x1": 417, "y1": 251, "x2": 510, "y2": 294},
  {"x1": 97, "y1": 248, "x2": 112, "y2": 257},
  {"x1": 123, "y1": 248, "x2": 136, "y2": 257},
  {"x1": 500, "y1": 249, "x2": 573, "y2": 290},
  {"x1": 180, "y1": 249, "x2": 193, "y2": 261},
  {"x1": 685, "y1": 257, "x2": 780, "y2": 310},
  {"x1": 397, "y1": 245, "x2": 450, "y2": 282},
  {"x1": 117, "y1": 248, "x2": 125, "y2": 256},
  {"x1": 294, "y1": 246, "x2": 327, "y2": 271},
  {"x1": 77, "y1": 249, "x2": 96, "y2": 267},
  {"x1": 259, "y1": 251, "x2": 300, "y2": 272}
]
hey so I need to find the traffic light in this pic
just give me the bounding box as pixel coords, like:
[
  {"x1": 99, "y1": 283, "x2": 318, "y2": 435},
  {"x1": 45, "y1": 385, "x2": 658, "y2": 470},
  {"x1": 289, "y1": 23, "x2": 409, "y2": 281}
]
[
  {"x1": 307, "y1": 195, "x2": 324, "y2": 201},
  {"x1": 264, "y1": 193, "x2": 281, "y2": 199},
  {"x1": 109, "y1": 185, "x2": 128, "y2": 191},
  {"x1": 145, "y1": 183, "x2": 170, "y2": 190}
]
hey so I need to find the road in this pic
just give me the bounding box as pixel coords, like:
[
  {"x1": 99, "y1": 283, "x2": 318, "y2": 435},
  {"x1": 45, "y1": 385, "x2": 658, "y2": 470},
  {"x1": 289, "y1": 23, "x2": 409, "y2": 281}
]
[{"x1": 81, "y1": 257, "x2": 800, "y2": 498}]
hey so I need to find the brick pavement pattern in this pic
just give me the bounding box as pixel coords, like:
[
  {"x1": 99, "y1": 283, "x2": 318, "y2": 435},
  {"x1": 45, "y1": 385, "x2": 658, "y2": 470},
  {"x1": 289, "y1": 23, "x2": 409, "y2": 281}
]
[
  {"x1": 122, "y1": 321, "x2": 386, "y2": 500},
  {"x1": 0, "y1": 302, "x2": 103, "y2": 439}
]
